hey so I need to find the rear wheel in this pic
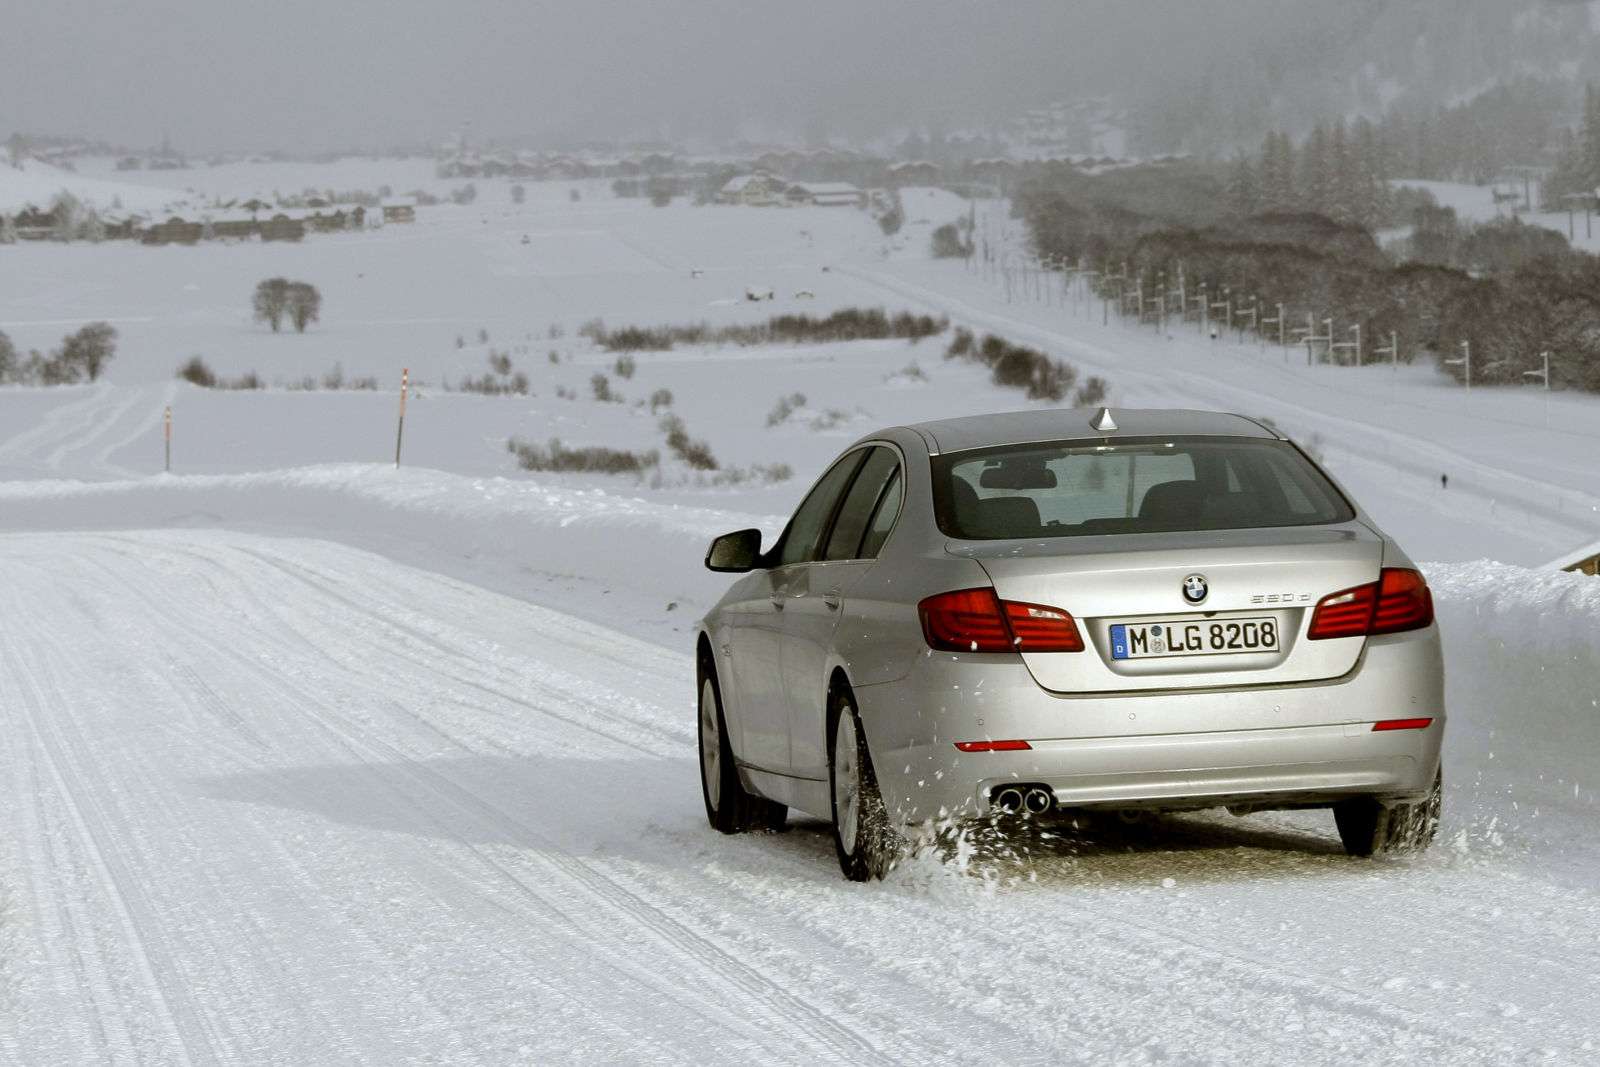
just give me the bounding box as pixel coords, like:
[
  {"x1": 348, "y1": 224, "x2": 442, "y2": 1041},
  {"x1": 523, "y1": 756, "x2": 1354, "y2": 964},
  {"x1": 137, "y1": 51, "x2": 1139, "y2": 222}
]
[
  {"x1": 829, "y1": 690, "x2": 897, "y2": 881},
  {"x1": 698, "y1": 666, "x2": 785, "y2": 834},
  {"x1": 1334, "y1": 769, "x2": 1442, "y2": 857}
]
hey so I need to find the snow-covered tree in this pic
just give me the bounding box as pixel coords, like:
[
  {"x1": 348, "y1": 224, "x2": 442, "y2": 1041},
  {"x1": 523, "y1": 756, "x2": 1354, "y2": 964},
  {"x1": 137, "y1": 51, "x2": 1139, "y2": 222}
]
[
  {"x1": 50, "y1": 191, "x2": 83, "y2": 242},
  {"x1": 0, "y1": 214, "x2": 17, "y2": 244}
]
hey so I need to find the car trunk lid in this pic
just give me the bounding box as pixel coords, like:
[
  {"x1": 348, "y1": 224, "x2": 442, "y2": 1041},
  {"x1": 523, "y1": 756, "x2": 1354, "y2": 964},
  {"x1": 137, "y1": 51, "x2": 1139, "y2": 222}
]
[{"x1": 951, "y1": 524, "x2": 1382, "y2": 694}]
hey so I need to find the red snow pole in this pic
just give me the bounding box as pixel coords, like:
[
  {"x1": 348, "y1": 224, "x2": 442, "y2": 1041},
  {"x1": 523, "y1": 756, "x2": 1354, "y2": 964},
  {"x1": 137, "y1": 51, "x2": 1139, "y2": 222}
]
[{"x1": 395, "y1": 368, "x2": 409, "y2": 468}]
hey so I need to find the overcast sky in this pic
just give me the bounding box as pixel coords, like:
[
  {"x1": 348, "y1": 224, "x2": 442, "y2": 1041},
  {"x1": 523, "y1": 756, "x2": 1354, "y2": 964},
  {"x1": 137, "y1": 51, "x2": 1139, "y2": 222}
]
[{"x1": 0, "y1": 0, "x2": 1294, "y2": 152}]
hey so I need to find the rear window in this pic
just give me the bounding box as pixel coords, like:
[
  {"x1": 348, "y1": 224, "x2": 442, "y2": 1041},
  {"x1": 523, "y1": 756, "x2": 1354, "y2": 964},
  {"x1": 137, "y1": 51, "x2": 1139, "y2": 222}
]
[{"x1": 932, "y1": 436, "x2": 1354, "y2": 540}]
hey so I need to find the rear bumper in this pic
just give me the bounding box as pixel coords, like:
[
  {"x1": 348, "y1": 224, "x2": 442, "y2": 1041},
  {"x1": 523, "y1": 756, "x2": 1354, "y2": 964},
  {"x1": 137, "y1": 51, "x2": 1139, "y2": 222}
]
[{"x1": 854, "y1": 628, "x2": 1444, "y2": 824}]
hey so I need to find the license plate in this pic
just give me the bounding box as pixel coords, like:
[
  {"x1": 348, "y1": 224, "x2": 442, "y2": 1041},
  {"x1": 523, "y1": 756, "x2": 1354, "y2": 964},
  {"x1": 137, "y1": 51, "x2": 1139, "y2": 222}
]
[{"x1": 1109, "y1": 617, "x2": 1280, "y2": 660}]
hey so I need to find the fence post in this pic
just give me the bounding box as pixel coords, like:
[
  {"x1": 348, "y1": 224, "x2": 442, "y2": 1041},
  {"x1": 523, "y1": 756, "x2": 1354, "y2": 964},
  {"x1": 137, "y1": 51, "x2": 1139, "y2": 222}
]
[
  {"x1": 164, "y1": 406, "x2": 171, "y2": 473},
  {"x1": 395, "y1": 367, "x2": 409, "y2": 468}
]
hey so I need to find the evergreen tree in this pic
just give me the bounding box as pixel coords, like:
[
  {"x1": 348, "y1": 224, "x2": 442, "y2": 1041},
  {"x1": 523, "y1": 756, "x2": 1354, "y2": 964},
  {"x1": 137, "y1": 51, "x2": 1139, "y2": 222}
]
[
  {"x1": 1582, "y1": 84, "x2": 1600, "y2": 191},
  {"x1": 1226, "y1": 150, "x2": 1259, "y2": 216},
  {"x1": 1299, "y1": 124, "x2": 1331, "y2": 213}
]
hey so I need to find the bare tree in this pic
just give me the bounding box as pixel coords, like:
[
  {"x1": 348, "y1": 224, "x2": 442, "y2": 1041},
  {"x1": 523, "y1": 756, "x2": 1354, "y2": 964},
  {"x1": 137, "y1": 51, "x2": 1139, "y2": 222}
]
[
  {"x1": 60, "y1": 322, "x2": 117, "y2": 381},
  {"x1": 287, "y1": 282, "x2": 322, "y2": 333},
  {"x1": 253, "y1": 277, "x2": 291, "y2": 332}
]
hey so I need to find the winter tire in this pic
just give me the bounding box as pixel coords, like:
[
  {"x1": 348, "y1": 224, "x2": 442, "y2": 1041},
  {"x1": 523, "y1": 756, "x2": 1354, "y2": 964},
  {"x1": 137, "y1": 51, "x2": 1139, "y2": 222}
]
[
  {"x1": 1334, "y1": 768, "x2": 1442, "y2": 857},
  {"x1": 699, "y1": 664, "x2": 785, "y2": 834},
  {"x1": 829, "y1": 689, "x2": 897, "y2": 881}
]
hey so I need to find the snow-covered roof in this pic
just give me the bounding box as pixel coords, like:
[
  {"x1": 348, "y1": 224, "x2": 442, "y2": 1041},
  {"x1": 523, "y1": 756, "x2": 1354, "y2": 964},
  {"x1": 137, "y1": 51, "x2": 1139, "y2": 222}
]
[
  {"x1": 791, "y1": 182, "x2": 860, "y2": 196},
  {"x1": 720, "y1": 175, "x2": 770, "y2": 193},
  {"x1": 381, "y1": 197, "x2": 416, "y2": 208}
]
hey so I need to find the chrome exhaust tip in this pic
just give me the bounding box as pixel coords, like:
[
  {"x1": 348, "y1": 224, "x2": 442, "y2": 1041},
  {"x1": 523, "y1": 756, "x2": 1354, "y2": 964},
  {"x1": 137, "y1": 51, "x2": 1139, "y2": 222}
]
[
  {"x1": 1023, "y1": 786, "x2": 1054, "y2": 815},
  {"x1": 993, "y1": 786, "x2": 1025, "y2": 814}
]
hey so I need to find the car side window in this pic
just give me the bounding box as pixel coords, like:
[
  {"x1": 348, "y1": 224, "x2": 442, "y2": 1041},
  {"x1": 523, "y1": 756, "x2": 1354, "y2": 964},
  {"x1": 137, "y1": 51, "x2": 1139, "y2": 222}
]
[
  {"x1": 777, "y1": 452, "x2": 865, "y2": 567},
  {"x1": 823, "y1": 448, "x2": 899, "y2": 561},
  {"x1": 857, "y1": 467, "x2": 903, "y2": 559}
]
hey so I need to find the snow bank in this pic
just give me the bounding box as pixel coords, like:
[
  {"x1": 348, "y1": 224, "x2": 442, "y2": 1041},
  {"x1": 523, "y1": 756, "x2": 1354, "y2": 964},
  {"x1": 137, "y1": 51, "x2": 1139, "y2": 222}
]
[
  {"x1": 1427, "y1": 560, "x2": 1600, "y2": 876},
  {"x1": 0, "y1": 464, "x2": 784, "y2": 646}
]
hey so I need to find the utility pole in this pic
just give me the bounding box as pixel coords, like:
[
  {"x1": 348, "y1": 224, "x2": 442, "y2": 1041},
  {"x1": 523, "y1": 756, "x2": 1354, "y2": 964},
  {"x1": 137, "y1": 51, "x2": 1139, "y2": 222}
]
[
  {"x1": 1374, "y1": 331, "x2": 1399, "y2": 370},
  {"x1": 1210, "y1": 287, "x2": 1231, "y2": 341},
  {"x1": 1330, "y1": 323, "x2": 1361, "y2": 366},
  {"x1": 1522, "y1": 350, "x2": 1551, "y2": 391},
  {"x1": 1260, "y1": 302, "x2": 1285, "y2": 354}
]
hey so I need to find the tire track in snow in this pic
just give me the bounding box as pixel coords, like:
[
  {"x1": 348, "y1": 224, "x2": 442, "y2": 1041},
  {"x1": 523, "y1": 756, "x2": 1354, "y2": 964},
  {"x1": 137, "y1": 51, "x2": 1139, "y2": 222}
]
[
  {"x1": 58, "y1": 532, "x2": 907, "y2": 1065},
  {"x1": 0, "y1": 597, "x2": 220, "y2": 1067}
]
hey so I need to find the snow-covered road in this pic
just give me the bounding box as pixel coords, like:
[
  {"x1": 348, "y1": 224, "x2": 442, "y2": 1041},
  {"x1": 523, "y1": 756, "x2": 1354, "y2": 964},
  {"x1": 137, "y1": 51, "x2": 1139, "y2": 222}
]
[{"x1": 3, "y1": 529, "x2": 1598, "y2": 1065}]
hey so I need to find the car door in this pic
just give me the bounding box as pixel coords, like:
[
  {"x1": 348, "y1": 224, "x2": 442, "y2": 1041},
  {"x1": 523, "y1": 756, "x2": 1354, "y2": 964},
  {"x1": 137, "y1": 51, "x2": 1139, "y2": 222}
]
[
  {"x1": 778, "y1": 446, "x2": 902, "y2": 781},
  {"x1": 736, "y1": 451, "x2": 864, "y2": 775}
]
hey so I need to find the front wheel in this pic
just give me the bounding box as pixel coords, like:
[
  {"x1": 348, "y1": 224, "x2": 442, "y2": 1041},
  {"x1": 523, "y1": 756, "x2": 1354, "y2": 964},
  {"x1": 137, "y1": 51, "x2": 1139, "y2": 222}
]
[
  {"x1": 1334, "y1": 769, "x2": 1442, "y2": 857},
  {"x1": 699, "y1": 668, "x2": 785, "y2": 834},
  {"x1": 829, "y1": 691, "x2": 897, "y2": 881}
]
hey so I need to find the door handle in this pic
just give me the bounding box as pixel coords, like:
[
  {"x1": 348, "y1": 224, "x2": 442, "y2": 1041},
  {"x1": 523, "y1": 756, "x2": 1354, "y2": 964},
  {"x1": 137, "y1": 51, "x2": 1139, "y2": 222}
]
[{"x1": 769, "y1": 592, "x2": 786, "y2": 610}]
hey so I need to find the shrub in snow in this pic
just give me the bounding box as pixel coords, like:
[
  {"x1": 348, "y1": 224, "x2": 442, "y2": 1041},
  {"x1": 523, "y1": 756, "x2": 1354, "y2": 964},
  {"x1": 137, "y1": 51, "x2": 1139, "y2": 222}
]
[
  {"x1": 59, "y1": 322, "x2": 117, "y2": 382},
  {"x1": 508, "y1": 436, "x2": 659, "y2": 474},
  {"x1": 176, "y1": 357, "x2": 217, "y2": 388},
  {"x1": 1073, "y1": 376, "x2": 1108, "y2": 408},
  {"x1": 0, "y1": 331, "x2": 16, "y2": 381},
  {"x1": 766, "y1": 392, "x2": 807, "y2": 427},
  {"x1": 613, "y1": 354, "x2": 636, "y2": 379},
  {"x1": 648, "y1": 388, "x2": 673, "y2": 413},
  {"x1": 659, "y1": 414, "x2": 717, "y2": 470},
  {"x1": 930, "y1": 222, "x2": 972, "y2": 259},
  {"x1": 589, "y1": 308, "x2": 946, "y2": 353}
]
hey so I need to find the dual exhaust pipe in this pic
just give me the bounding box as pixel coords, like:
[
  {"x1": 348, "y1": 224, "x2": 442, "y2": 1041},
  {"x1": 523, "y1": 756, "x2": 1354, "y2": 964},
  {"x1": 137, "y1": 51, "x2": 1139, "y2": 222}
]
[{"x1": 992, "y1": 784, "x2": 1054, "y2": 816}]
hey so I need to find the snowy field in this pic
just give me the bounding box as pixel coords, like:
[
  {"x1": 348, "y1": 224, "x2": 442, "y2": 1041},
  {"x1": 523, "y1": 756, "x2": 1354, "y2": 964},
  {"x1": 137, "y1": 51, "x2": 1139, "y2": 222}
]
[{"x1": 3, "y1": 161, "x2": 1600, "y2": 1063}]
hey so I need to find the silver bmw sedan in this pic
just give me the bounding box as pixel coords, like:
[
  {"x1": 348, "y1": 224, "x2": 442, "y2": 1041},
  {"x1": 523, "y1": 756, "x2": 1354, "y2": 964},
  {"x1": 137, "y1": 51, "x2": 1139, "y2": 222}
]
[{"x1": 696, "y1": 408, "x2": 1444, "y2": 880}]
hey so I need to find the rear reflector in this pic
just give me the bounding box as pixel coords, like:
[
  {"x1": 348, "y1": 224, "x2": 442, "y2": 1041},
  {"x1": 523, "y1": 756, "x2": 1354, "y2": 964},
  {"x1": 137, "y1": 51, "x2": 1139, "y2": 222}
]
[
  {"x1": 1308, "y1": 568, "x2": 1434, "y2": 640},
  {"x1": 1372, "y1": 717, "x2": 1434, "y2": 732},
  {"x1": 954, "y1": 739, "x2": 1032, "y2": 752},
  {"x1": 919, "y1": 588, "x2": 1084, "y2": 653}
]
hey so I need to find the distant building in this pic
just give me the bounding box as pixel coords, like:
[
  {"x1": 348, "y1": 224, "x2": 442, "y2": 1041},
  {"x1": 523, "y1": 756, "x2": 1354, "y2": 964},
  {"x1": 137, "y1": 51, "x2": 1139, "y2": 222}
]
[
  {"x1": 717, "y1": 172, "x2": 787, "y2": 206},
  {"x1": 885, "y1": 160, "x2": 941, "y2": 186},
  {"x1": 381, "y1": 198, "x2": 416, "y2": 224},
  {"x1": 141, "y1": 215, "x2": 203, "y2": 245},
  {"x1": 260, "y1": 213, "x2": 306, "y2": 242},
  {"x1": 786, "y1": 181, "x2": 864, "y2": 208},
  {"x1": 10, "y1": 204, "x2": 58, "y2": 240}
]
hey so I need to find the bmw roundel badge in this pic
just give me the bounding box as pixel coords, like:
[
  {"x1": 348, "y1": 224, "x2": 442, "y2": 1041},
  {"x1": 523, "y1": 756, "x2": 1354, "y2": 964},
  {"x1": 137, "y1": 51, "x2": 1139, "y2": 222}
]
[{"x1": 1182, "y1": 574, "x2": 1209, "y2": 605}]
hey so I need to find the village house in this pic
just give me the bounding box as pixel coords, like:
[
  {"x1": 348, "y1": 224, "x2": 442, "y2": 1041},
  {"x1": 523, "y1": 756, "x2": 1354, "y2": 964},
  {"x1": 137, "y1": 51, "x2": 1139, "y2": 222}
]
[
  {"x1": 141, "y1": 215, "x2": 204, "y2": 245},
  {"x1": 785, "y1": 181, "x2": 864, "y2": 207},
  {"x1": 260, "y1": 213, "x2": 306, "y2": 242},
  {"x1": 717, "y1": 172, "x2": 787, "y2": 206},
  {"x1": 381, "y1": 197, "x2": 416, "y2": 223}
]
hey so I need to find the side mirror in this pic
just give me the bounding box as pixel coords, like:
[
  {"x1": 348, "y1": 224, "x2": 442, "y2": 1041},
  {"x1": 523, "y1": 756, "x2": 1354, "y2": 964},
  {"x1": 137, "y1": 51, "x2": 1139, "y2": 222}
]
[{"x1": 705, "y1": 528, "x2": 764, "y2": 573}]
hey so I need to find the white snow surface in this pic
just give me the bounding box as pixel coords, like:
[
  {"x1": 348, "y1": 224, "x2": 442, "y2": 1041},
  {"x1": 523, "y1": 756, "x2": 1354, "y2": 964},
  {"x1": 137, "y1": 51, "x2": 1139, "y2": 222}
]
[
  {"x1": 3, "y1": 170, "x2": 1600, "y2": 1063},
  {"x1": 0, "y1": 531, "x2": 1597, "y2": 1065}
]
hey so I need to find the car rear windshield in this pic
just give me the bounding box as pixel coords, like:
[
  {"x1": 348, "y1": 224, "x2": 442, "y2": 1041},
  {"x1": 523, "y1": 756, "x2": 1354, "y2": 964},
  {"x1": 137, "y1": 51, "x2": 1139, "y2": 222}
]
[{"x1": 932, "y1": 436, "x2": 1355, "y2": 540}]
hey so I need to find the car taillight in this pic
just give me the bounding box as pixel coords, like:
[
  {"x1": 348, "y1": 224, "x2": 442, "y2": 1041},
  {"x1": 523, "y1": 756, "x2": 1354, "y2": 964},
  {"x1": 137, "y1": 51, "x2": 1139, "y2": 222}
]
[
  {"x1": 919, "y1": 588, "x2": 1084, "y2": 653},
  {"x1": 1308, "y1": 568, "x2": 1434, "y2": 640}
]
